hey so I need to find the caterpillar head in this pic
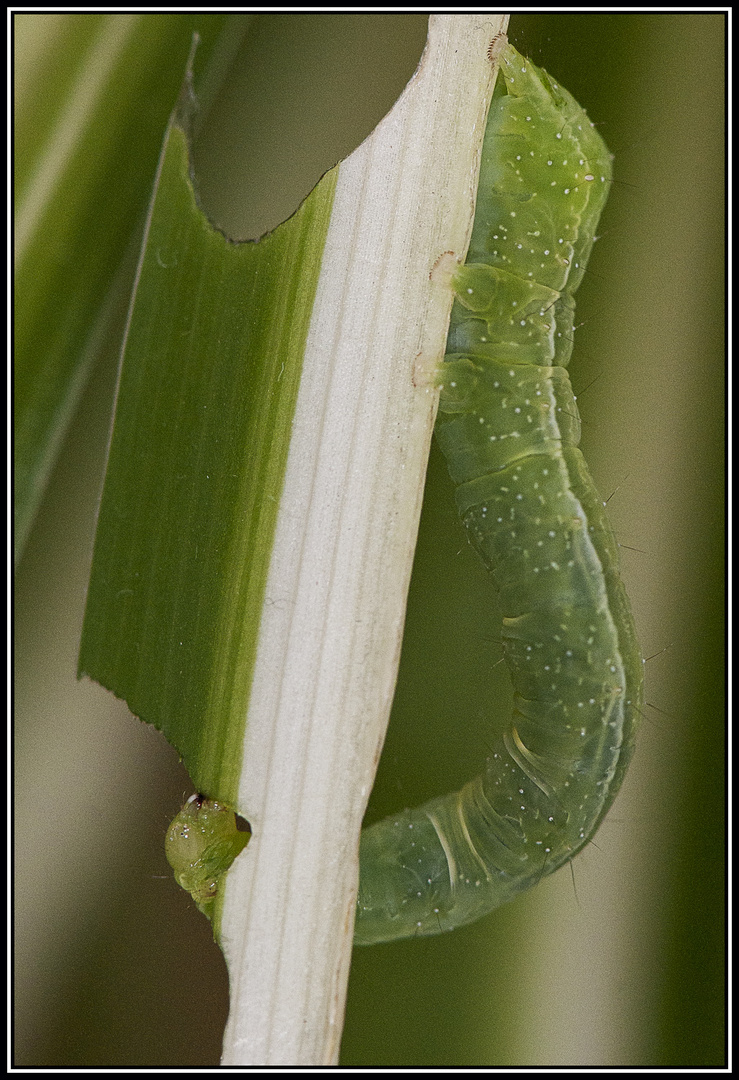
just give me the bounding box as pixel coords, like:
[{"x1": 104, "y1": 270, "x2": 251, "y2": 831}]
[{"x1": 165, "y1": 794, "x2": 250, "y2": 913}]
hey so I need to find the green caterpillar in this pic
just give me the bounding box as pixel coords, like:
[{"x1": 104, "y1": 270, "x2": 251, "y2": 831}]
[{"x1": 354, "y1": 42, "x2": 643, "y2": 945}]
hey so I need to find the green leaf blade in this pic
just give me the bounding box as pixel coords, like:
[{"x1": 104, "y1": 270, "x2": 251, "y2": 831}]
[{"x1": 79, "y1": 121, "x2": 337, "y2": 799}]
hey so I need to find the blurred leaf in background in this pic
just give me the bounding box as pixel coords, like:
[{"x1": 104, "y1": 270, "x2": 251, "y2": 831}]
[{"x1": 14, "y1": 12, "x2": 250, "y2": 562}]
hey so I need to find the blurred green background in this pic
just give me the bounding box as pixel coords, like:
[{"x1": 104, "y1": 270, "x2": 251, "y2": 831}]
[{"x1": 15, "y1": 12, "x2": 725, "y2": 1067}]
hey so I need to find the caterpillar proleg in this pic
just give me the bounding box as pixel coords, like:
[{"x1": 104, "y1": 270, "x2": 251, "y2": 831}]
[{"x1": 354, "y1": 42, "x2": 643, "y2": 945}]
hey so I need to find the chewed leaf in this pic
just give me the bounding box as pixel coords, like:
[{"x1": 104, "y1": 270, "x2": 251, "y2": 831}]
[{"x1": 166, "y1": 794, "x2": 250, "y2": 915}]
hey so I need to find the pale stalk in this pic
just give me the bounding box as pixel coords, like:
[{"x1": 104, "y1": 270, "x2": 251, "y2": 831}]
[{"x1": 218, "y1": 13, "x2": 509, "y2": 1066}]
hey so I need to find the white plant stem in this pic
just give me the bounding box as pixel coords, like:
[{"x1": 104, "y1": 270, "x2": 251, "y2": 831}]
[{"x1": 219, "y1": 13, "x2": 509, "y2": 1066}]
